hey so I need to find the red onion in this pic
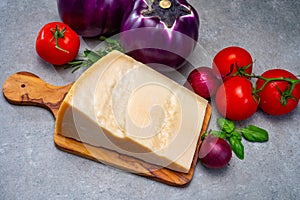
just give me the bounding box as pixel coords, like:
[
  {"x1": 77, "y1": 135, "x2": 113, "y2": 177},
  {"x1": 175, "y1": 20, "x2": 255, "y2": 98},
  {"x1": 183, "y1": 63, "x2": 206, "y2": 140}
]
[
  {"x1": 199, "y1": 134, "x2": 232, "y2": 169},
  {"x1": 187, "y1": 66, "x2": 221, "y2": 99}
]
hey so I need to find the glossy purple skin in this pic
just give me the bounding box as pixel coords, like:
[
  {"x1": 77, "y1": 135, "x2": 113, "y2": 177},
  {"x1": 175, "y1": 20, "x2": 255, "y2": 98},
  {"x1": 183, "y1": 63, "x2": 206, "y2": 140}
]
[
  {"x1": 57, "y1": 0, "x2": 134, "y2": 37},
  {"x1": 120, "y1": 0, "x2": 200, "y2": 71}
]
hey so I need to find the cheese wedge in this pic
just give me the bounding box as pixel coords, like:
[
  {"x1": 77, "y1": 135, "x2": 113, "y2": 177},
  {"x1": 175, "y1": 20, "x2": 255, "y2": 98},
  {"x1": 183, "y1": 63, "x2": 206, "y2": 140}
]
[{"x1": 55, "y1": 50, "x2": 208, "y2": 173}]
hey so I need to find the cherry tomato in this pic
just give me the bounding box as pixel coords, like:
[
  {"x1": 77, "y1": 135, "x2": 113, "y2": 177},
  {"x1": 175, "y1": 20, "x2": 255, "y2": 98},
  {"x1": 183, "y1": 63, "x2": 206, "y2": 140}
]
[
  {"x1": 212, "y1": 46, "x2": 253, "y2": 81},
  {"x1": 36, "y1": 22, "x2": 80, "y2": 65},
  {"x1": 215, "y1": 76, "x2": 258, "y2": 121},
  {"x1": 255, "y1": 69, "x2": 300, "y2": 115}
]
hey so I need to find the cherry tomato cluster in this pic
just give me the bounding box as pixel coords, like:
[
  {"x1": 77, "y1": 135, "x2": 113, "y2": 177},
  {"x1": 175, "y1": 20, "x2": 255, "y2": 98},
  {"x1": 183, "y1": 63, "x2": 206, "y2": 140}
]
[{"x1": 188, "y1": 46, "x2": 300, "y2": 121}]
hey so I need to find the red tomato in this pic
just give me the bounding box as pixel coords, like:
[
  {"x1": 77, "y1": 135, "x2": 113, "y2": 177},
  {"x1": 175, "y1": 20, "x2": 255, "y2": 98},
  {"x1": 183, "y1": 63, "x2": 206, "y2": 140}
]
[
  {"x1": 36, "y1": 22, "x2": 80, "y2": 65},
  {"x1": 255, "y1": 69, "x2": 300, "y2": 115},
  {"x1": 212, "y1": 46, "x2": 253, "y2": 81},
  {"x1": 215, "y1": 76, "x2": 258, "y2": 121}
]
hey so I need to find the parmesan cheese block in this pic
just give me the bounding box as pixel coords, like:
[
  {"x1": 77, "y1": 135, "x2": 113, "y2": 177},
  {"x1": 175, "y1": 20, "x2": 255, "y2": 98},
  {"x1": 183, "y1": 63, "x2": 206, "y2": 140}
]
[{"x1": 55, "y1": 50, "x2": 208, "y2": 173}]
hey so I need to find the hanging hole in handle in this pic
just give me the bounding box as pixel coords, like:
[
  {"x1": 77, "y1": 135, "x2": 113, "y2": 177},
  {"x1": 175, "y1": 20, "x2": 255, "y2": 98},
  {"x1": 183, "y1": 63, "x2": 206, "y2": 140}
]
[{"x1": 21, "y1": 84, "x2": 26, "y2": 88}]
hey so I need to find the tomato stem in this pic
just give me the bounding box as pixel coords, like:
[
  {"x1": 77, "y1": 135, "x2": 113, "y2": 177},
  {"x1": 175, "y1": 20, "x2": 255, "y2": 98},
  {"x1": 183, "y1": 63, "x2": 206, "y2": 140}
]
[
  {"x1": 232, "y1": 63, "x2": 300, "y2": 106},
  {"x1": 230, "y1": 63, "x2": 300, "y2": 105},
  {"x1": 232, "y1": 62, "x2": 253, "y2": 77},
  {"x1": 251, "y1": 74, "x2": 300, "y2": 105},
  {"x1": 50, "y1": 24, "x2": 69, "y2": 53}
]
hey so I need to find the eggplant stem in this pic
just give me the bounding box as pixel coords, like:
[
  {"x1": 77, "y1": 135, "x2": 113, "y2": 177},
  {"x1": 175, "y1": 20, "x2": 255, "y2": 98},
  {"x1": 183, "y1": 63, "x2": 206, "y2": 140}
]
[
  {"x1": 142, "y1": 0, "x2": 191, "y2": 28},
  {"x1": 146, "y1": 0, "x2": 154, "y2": 11},
  {"x1": 159, "y1": 0, "x2": 172, "y2": 9}
]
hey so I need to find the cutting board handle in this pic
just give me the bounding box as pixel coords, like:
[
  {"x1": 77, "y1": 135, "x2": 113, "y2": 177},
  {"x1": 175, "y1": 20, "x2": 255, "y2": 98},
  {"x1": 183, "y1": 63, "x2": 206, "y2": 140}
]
[{"x1": 2, "y1": 71, "x2": 73, "y2": 117}]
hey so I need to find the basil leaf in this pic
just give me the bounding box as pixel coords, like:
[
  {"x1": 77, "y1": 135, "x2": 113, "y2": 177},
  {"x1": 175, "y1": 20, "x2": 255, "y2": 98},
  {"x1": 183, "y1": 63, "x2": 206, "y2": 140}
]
[
  {"x1": 201, "y1": 131, "x2": 226, "y2": 140},
  {"x1": 220, "y1": 131, "x2": 226, "y2": 139},
  {"x1": 210, "y1": 130, "x2": 226, "y2": 139},
  {"x1": 232, "y1": 131, "x2": 242, "y2": 141},
  {"x1": 229, "y1": 136, "x2": 244, "y2": 160},
  {"x1": 217, "y1": 118, "x2": 235, "y2": 133},
  {"x1": 240, "y1": 125, "x2": 268, "y2": 142},
  {"x1": 201, "y1": 132, "x2": 209, "y2": 140},
  {"x1": 225, "y1": 132, "x2": 232, "y2": 138}
]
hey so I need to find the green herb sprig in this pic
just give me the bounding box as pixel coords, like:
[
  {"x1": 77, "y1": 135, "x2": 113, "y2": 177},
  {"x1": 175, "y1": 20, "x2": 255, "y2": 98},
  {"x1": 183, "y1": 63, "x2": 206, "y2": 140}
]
[{"x1": 64, "y1": 36, "x2": 124, "y2": 73}]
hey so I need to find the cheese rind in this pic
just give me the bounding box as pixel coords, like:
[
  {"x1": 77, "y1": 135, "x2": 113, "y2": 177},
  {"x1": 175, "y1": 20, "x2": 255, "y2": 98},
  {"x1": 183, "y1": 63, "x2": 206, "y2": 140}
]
[{"x1": 55, "y1": 51, "x2": 208, "y2": 173}]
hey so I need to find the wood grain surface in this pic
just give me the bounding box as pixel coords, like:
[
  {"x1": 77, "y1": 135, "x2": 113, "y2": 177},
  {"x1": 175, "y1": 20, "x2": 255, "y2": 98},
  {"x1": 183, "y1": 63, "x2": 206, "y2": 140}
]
[
  {"x1": 2, "y1": 71, "x2": 211, "y2": 187},
  {"x1": 2, "y1": 72, "x2": 73, "y2": 117}
]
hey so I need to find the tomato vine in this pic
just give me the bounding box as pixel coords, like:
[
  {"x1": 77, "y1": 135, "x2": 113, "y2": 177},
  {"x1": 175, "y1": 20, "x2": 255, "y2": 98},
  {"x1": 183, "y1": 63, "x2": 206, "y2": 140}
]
[{"x1": 231, "y1": 63, "x2": 300, "y2": 106}]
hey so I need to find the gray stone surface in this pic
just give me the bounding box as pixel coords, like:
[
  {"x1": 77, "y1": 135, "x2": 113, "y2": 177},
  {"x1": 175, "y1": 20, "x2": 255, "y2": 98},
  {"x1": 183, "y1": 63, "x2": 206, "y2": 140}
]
[{"x1": 0, "y1": 0, "x2": 299, "y2": 199}]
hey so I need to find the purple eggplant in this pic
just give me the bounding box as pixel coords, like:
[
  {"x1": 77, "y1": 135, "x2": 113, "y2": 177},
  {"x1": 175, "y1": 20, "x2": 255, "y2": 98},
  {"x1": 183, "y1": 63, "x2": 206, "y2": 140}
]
[
  {"x1": 120, "y1": 0, "x2": 199, "y2": 71},
  {"x1": 57, "y1": 0, "x2": 134, "y2": 37}
]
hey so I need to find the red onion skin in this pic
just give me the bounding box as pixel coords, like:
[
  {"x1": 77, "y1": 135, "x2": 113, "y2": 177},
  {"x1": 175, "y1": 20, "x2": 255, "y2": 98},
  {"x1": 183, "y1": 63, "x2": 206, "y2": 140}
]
[
  {"x1": 199, "y1": 135, "x2": 232, "y2": 169},
  {"x1": 187, "y1": 67, "x2": 221, "y2": 99}
]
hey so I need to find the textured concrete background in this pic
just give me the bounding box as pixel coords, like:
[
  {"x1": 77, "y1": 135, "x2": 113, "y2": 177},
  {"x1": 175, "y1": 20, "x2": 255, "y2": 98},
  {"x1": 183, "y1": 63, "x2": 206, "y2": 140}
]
[{"x1": 0, "y1": 0, "x2": 299, "y2": 199}]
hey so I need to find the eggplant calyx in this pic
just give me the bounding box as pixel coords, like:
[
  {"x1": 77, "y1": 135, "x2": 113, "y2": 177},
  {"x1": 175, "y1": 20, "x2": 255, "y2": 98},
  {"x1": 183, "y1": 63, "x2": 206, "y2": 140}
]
[{"x1": 143, "y1": 0, "x2": 191, "y2": 28}]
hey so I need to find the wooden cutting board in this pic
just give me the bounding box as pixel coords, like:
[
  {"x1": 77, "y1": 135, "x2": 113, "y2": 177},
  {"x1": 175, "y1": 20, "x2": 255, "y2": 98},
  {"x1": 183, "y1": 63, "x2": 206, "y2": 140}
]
[{"x1": 2, "y1": 71, "x2": 211, "y2": 187}]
